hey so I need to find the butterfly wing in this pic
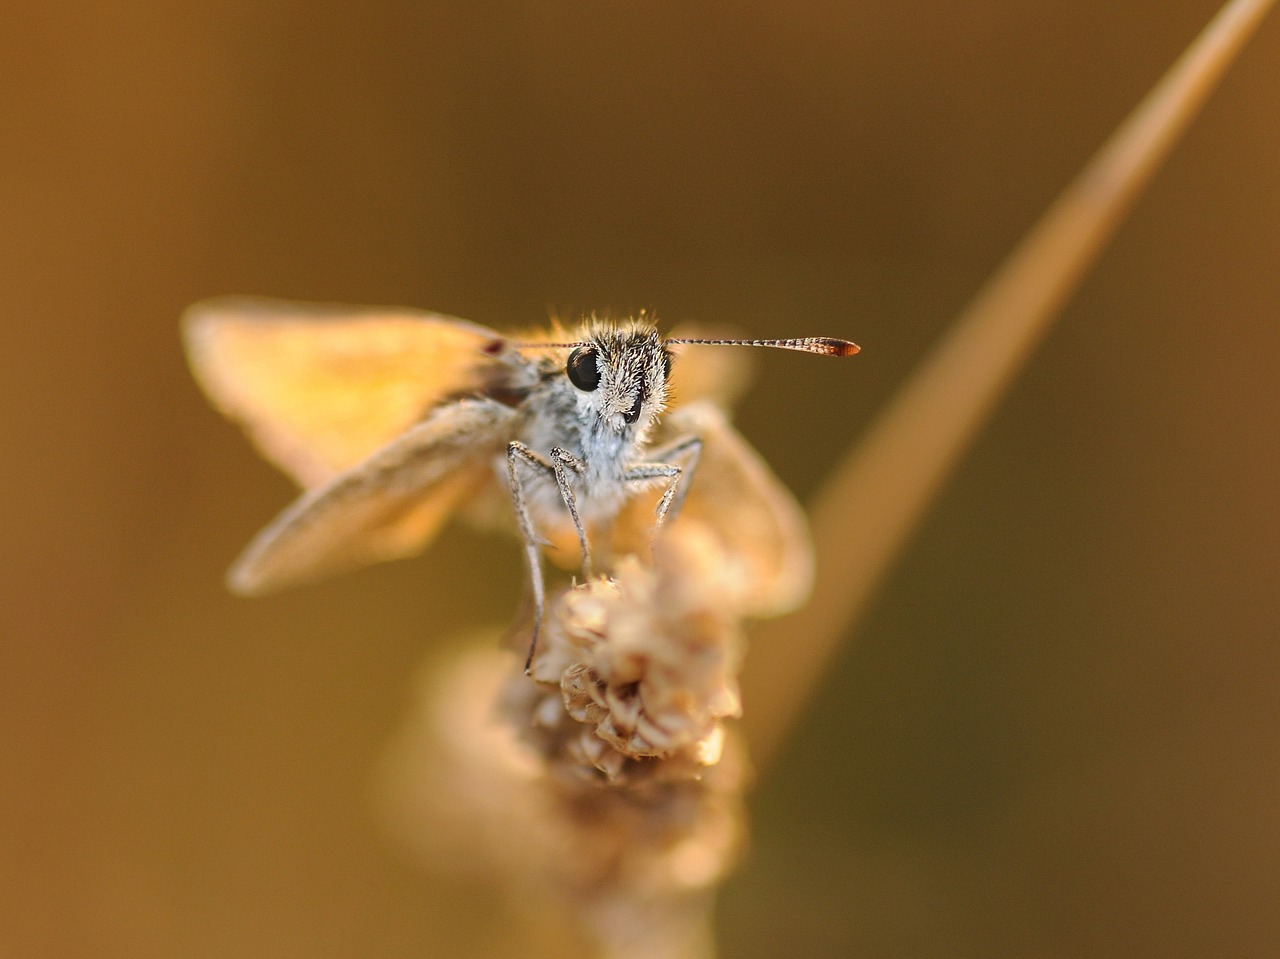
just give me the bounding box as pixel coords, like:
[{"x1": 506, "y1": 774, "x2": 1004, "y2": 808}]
[
  {"x1": 227, "y1": 398, "x2": 519, "y2": 595},
  {"x1": 663, "y1": 327, "x2": 755, "y2": 411},
  {"x1": 183, "y1": 296, "x2": 501, "y2": 487},
  {"x1": 612, "y1": 401, "x2": 813, "y2": 617}
]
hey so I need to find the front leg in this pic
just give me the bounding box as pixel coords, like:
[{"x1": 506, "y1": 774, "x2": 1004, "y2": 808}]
[
  {"x1": 624, "y1": 434, "x2": 703, "y2": 548},
  {"x1": 507, "y1": 441, "x2": 556, "y2": 671},
  {"x1": 549, "y1": 446, "x2": 592, "y2": 579},
  {"x1": 506, "y1": 442, "x2": 594, "y2": 671}
]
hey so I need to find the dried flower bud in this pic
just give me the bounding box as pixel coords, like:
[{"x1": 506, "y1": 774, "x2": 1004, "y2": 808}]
[
  {"x1": 515, "y1": 521, "x2": 746, "y2": 782},
  {"x1": 378, "y1": 519, "x2": 764, "y2": 957}
]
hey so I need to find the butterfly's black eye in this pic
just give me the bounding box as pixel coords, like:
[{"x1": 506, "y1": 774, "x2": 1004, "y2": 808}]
[
  {"x1": 566, "y1": 346, "x2": 601, "y2": 391},
  {"x1": 661, "y1": 350, "x2": 673, "y2": 380}
]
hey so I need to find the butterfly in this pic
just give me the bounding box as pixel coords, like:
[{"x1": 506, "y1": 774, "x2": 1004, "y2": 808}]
[{"x1": 183, "y1": 296, "x2": 858, "y2": 665}]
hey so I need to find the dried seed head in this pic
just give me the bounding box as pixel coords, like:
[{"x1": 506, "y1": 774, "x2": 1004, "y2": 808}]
[
  {"x1": 379, "y1": 645, "x2": 748, "y2": 957},
  {"x1": 515, "y1": 522, "x2": 746, "y2": 782},
  {"x1": 378, "y1": 520, "x2": 763, "y2": 956}
]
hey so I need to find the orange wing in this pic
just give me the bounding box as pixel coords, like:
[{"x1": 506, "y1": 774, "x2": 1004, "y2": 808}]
[
  {"x1": 183, "y1": 296, "x2": 500, "y2": 487},
  {"x1": 662, "y1": 327, "x2": 755, "y2": 412}
]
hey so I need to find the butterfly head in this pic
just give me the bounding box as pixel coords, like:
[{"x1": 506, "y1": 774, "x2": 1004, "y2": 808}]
[
  {"x1": 508, "y1": 315, "x2": 859, "y2": 437},
  {"x1": 563, "y1": 320, "x2": 673, "y2": 436}
]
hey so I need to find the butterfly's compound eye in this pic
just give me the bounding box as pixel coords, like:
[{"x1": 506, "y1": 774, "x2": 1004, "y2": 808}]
[{"x1": 566, "y1": 346, "x2": 601, "y2": 391}]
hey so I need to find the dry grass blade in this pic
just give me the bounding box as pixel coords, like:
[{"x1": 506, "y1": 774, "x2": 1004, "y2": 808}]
[{"x1": 743, "y1": 0, "x2": 1277, "y2": 766}]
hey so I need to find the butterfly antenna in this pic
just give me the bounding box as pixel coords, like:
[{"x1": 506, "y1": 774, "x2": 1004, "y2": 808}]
[
  {"x1": 666, "y1": 336, "x2": 860, "y2": 357},
  {"x1": 503, "y1": 339, "x2": 589, "y2": 351}
]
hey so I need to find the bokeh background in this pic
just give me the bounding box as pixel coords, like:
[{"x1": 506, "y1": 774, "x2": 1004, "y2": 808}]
[{"x1": 3, "y1": 2, "x2": 1279, "y2": 956}]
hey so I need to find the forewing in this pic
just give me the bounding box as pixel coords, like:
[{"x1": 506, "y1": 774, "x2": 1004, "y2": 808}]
[
  {"x1": 183, "y1": 296, "x2": 500, "y2": 486},
  {"x1": 664, "y1": 324, "x2": 754, "y2": 412},
  {"x1": 613, "y1": 401, "x2": 813, "y2": 616},
  {"x1": 229, "y1": 399, "x2": 517, "y2": 595}
]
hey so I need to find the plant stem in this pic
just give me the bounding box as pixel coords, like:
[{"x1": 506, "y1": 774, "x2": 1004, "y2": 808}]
[{"x1": 743, "y1": 0, "x2": 1277, "y2": 768}]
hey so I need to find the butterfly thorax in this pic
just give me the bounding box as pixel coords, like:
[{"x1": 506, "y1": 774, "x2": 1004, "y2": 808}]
[{"x1": 502, "y1": 320, "x2": 672, "y2": 524}]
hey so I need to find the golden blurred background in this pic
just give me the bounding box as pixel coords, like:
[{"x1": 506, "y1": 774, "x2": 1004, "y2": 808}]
[{"x1": 3, "y1": 2, "x2": 1279, "y2": 956}]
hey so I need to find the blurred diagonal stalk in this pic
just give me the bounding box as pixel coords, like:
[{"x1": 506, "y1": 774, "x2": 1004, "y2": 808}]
[{"x1": 743, "y1": 0, "x2": 1276, "y2": 767}]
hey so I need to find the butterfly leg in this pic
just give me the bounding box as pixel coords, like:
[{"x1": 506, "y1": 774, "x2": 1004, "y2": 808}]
[
  {"x1": 624, "y1": 434, "x2": 703, "y2": 557},
  {"x1": 507, "y1": 441, "x2": 557, "y2": 671},
  {"x1": 549, "y1": 446, "x2": 592, "y2": 579}
]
